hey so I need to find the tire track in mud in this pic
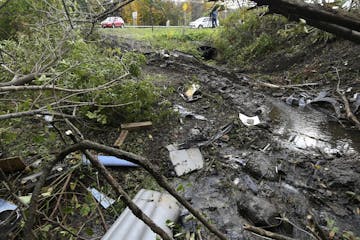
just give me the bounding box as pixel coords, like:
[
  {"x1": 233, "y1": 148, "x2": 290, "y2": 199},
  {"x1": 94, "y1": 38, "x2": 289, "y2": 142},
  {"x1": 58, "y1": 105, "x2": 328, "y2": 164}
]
[{"x1": 143, "y1": 50, "x2": 360, "y2": 240}]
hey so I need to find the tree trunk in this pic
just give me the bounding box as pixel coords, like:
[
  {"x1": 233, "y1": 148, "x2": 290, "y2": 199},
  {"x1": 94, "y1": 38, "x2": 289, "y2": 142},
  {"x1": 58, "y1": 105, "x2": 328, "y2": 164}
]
[{"x1": 251, "y1": 0, "x2": 360, "y2": 43}]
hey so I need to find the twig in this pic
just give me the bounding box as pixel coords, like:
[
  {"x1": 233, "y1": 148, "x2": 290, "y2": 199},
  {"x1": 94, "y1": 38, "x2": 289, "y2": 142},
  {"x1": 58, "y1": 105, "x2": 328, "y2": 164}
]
[
  {"x1": 49, "y1": 173, "x2": 72, "y2": 218},
  {"x1": 0, "y1": 72, "x2": 129, "y2": 93},
  {"x1": 61, "y1": 0, "x2": 74, "y2": 29},
  {"x1": 334, "y1": 67, "x2": 360, "y2": 130},
  {"x1": 243, "y1": 224, "x2": 296, "y2": 240},
  {"x1": 0, "y1": 109, "x2": 78, "y2": 120},
  {"x1": 276, "y1": 217, "x2": 317, "y2": 240},
  {"x1": 306, "y1": 215, "x2": 327, "y2": 240},
  {"x1": 254, "y1": 80, "x2": 319, "y2": 89},
  {"x1": 38, "y1": 210, "x2": 88, "y2": 240}
]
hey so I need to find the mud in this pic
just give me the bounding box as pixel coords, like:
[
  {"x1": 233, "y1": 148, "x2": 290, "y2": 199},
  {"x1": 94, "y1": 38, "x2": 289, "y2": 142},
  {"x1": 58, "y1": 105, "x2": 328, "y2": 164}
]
[
  {"x1": 140, "y1": 49, "x2": 360, "y2": 239},
  {"x1": 103, "y1": 34, "x2": 360, "y2": 239}
]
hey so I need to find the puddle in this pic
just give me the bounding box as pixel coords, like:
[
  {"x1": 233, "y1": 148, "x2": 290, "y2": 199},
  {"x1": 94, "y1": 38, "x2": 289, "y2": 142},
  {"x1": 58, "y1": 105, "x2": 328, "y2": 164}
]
[{"x1": 269, "y1": 99, "x2": 360, "y2": 154}]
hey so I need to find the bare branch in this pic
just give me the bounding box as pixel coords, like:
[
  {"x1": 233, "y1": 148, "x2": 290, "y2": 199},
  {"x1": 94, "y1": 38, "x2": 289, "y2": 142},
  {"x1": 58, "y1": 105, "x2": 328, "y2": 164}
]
[
  {"x1": 0, "y1": 109, "x2": 77, "y2": 120},
  {"x1": 61, "y1": 0, "x2": 74, "y2": 29},
  {"x1": 244, "y1": 224, "x2": 296, "y2": 240}
]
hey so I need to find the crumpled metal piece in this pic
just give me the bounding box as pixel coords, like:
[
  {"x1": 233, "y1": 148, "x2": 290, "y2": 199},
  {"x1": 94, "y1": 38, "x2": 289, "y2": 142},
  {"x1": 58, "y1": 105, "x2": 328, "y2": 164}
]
[
  {"x1": 0, "y1": 199, "x2": 21, "y2": 239},
  {"x1": 309, "y1": 91, "x2": 341, "y2": 117},
  {"x1": 173, "y1": 105, "x2": 207, "y2": 121}
]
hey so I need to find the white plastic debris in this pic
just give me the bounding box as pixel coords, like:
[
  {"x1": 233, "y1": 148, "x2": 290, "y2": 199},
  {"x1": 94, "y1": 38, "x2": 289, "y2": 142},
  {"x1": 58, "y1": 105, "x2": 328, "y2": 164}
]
[
  {"x1": 102, "y1": 189, "x2": 180, "y2": 240},
  {"x1": 174, "y1": 105, "x2": 207, "y2": 121},
  {"x1": 87, "y1": 187, "x2": 115, "y2": 209},
  {"x1": 239, "y1": 113, "x2": 260, "y2": 126},
  {"x1": 166, "y1": 144, "x2": 204, "y2": 176}
]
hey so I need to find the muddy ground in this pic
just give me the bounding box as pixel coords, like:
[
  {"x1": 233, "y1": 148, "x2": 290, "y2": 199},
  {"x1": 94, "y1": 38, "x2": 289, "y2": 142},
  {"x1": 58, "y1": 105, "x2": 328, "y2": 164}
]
[{"x1": 105, "y1": 36, "x2": 360, "y2": 239}]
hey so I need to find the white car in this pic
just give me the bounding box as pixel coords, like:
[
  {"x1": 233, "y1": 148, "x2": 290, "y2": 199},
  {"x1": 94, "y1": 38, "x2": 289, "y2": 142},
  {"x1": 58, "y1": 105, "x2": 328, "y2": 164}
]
[{"x1": 189, "y1": 17, "x2": 219, "y2": 28}]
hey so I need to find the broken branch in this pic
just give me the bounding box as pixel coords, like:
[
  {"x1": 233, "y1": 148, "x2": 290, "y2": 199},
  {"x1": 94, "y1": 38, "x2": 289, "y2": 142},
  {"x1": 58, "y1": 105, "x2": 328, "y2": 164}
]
[
  {"x1": 24, "y1": 139, "x2": 228, "y2": 240},
  {"x1": 243, "y1": 224, "x2": 296, "y2": 240}
]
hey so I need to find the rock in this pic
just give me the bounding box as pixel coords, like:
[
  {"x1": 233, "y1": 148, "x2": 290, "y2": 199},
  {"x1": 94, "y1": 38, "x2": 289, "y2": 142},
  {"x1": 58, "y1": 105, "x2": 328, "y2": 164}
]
[
  {"x1": 237, "y1": 193, "x2": 281, "y2": 226},
  {"x1": 244, "y1": 155, "x2": 278, "y2": 181}
]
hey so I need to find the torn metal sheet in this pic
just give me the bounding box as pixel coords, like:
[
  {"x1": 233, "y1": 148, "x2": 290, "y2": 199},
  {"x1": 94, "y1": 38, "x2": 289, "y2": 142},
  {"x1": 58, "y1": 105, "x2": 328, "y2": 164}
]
[
  {"x1": 0, "y1": 199, "x2": 21, "y2": 239},
  {"x1": 239, "y1": 113, "x2": 261, "y2": 126},
  {"x1": 102, "y1": 189, "x2": 180, "y2": 240},
  {"x1": 87, "y1": 187, "x2": 115, "y2": 209},
  {"x1": 178, "y1": 122, "x2": 233, "y2": 149},
  {"x1": 82, "y1": 155, "x2": 138, "y2": 167},
  {"x1": 173, "y1": 105, "x2": 207, "y2": 121},
  {"x1": 166, "y1": 144, "x2": 204, "y2": 176}
]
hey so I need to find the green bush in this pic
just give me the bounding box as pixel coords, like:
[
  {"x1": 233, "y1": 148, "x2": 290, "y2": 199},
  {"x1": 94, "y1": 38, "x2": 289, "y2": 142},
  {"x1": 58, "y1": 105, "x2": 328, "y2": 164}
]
[{"x1": 213, "y1": 7, "x2": 287, "y2": 66}]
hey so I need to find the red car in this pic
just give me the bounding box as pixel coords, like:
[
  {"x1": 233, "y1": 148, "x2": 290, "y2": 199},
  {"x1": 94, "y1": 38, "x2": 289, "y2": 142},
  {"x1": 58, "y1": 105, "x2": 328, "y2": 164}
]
[{"x1": 101, "y1": 17, "x2": 125, "y2": 28}]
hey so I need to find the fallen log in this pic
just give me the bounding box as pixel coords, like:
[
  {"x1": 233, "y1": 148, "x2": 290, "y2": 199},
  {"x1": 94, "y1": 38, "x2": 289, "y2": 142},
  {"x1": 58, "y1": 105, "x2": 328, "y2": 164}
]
[{"x1": 251, "y1": 0, "x2": 360, "y2": 43}]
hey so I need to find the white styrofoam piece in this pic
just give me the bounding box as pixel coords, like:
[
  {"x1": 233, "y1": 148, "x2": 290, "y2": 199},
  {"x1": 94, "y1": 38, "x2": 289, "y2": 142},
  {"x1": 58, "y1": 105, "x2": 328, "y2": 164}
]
[
  {"x1": 102, "y1": 189, "x2": 180, "y2": 240},
  {"x1": 166, "y1": 144, "x2": 204, "y2": 176},
  {"x1": 87, "y1": 187, "x2": 115, "y2": 209},
  {"x1": 239, "y1": 113, "x2": 261, "y2": 126}
]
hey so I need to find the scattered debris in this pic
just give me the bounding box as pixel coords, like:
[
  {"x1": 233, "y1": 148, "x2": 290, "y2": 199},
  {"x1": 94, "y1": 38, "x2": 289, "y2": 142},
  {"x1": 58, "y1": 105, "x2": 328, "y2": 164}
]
[
  {"x1": 102, "y1": 189, "x2": 180, "y2": 240},
  {"x1": 87, "y1": 187, "x2": 115, "y2": 209},
  {"x1": 239, "y1": 113, "x2": 261, "y2": 126},
  {"x1": 309, "y1": 91, "x2": 341, "y2": 117},
  {"x1": 82, "y1": 155, "x2": 138, "y2": 167},
  {"x1": 0, "y1": 199, "x2": 21, "y2": 239},
  {"x1": 173, "y1": 105, "x2": 207, "y2": 121},
  {"x1": 223, "y1": 155, "x2": 246, "y2": 167},
  {"x1": 0, "y1": 156, "x2": 26, "y2": 173},
  {"x1": 283, "y1": 91, "x2": 341, "y2": 117},
  {"x1": 179, "y1": 83, "x2": 202, "y2": 102},
  {"x1": 121, "y1": 121, "x2": 152, "y2": 130},
  {"x1": 114, "y1": 130, "x2": 129, "y2": 147},
  {"x1": 21, "y1": 164, "x2": 66, "y2": 184},
  {"x1": 166, "y1": 144, "x2": 204, "y2": 176},
  {"x1": 179, "y1": 122, "x2": 233, "y2": 149}
]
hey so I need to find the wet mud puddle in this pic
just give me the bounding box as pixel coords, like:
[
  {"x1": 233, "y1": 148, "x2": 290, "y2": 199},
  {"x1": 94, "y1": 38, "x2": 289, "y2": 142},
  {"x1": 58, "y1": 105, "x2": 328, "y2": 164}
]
[{"x1": 269, "y1": 99, "x2": 360, "y2": 155}]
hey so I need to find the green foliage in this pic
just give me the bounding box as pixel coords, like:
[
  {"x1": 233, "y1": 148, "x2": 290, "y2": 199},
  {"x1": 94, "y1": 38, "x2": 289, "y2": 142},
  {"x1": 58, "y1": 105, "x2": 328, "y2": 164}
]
[{"x1": 213, "y1": 7, "x2": 287, "y2": 66}]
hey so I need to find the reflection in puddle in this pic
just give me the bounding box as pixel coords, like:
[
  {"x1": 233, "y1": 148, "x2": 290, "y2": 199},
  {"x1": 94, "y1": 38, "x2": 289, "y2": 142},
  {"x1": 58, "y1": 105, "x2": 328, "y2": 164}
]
[{"x1": 269, "y1": 99, "x2": 358, "y2": 154}]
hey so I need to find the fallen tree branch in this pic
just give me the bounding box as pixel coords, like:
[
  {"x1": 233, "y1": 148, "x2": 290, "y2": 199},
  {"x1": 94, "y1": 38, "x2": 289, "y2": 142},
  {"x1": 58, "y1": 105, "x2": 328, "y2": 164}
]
[
  {"x1": 0, "y1": 72, "x2": 130, "y2": 92},
  {"x1": 334, "y1": 67, "x2": 360, "y2": 130},
  {"x1": 243, "y1": 224, "x2": 296, "y2": 240},
  {"x1": 255, "y1": 80, "x2": 320, "y2": 89},
  {"x1": 24, "y1": 139, "x2": 228, "y2": 240},
  {"x1": 251, "y1": 0, "x2": 360, "y2": 43},
  {"x1": 0, "y1": 109, "x2": 77, "y2": 120},
  {"x1": 0, "y1": 73, "x2": 52, "y2": 87}
]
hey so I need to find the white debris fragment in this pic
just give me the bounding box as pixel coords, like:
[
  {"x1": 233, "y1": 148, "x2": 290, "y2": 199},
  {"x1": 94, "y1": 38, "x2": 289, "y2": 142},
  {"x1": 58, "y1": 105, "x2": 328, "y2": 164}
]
[
  {"x1": 166, "y1": 144, "x2": 204, "y2": 176},
  {"x1": 239, "y1": 113, "x2": 260, "y2": 126},
  {"x1": 87, "y1": 187, "x2": 115, "y2": 209}
]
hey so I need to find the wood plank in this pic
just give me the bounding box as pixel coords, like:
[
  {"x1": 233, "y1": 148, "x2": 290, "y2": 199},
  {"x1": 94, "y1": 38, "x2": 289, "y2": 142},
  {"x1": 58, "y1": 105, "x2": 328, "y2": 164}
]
[
  {"x1": 0, "y1": 156, "x2": 26, "y2": 172},
  {"x1": 121, "y1": 121, "x2": 152, "y2": 130},
  {"x1": 114, "y1": 130, "x2": 129, "y2": 147}
]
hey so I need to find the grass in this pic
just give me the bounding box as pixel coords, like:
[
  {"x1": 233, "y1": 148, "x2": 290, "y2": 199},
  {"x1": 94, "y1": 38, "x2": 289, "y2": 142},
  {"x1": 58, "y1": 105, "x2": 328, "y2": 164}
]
[{"x1": 99, "y1": 27, "x2": 220, "y2": 55}]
